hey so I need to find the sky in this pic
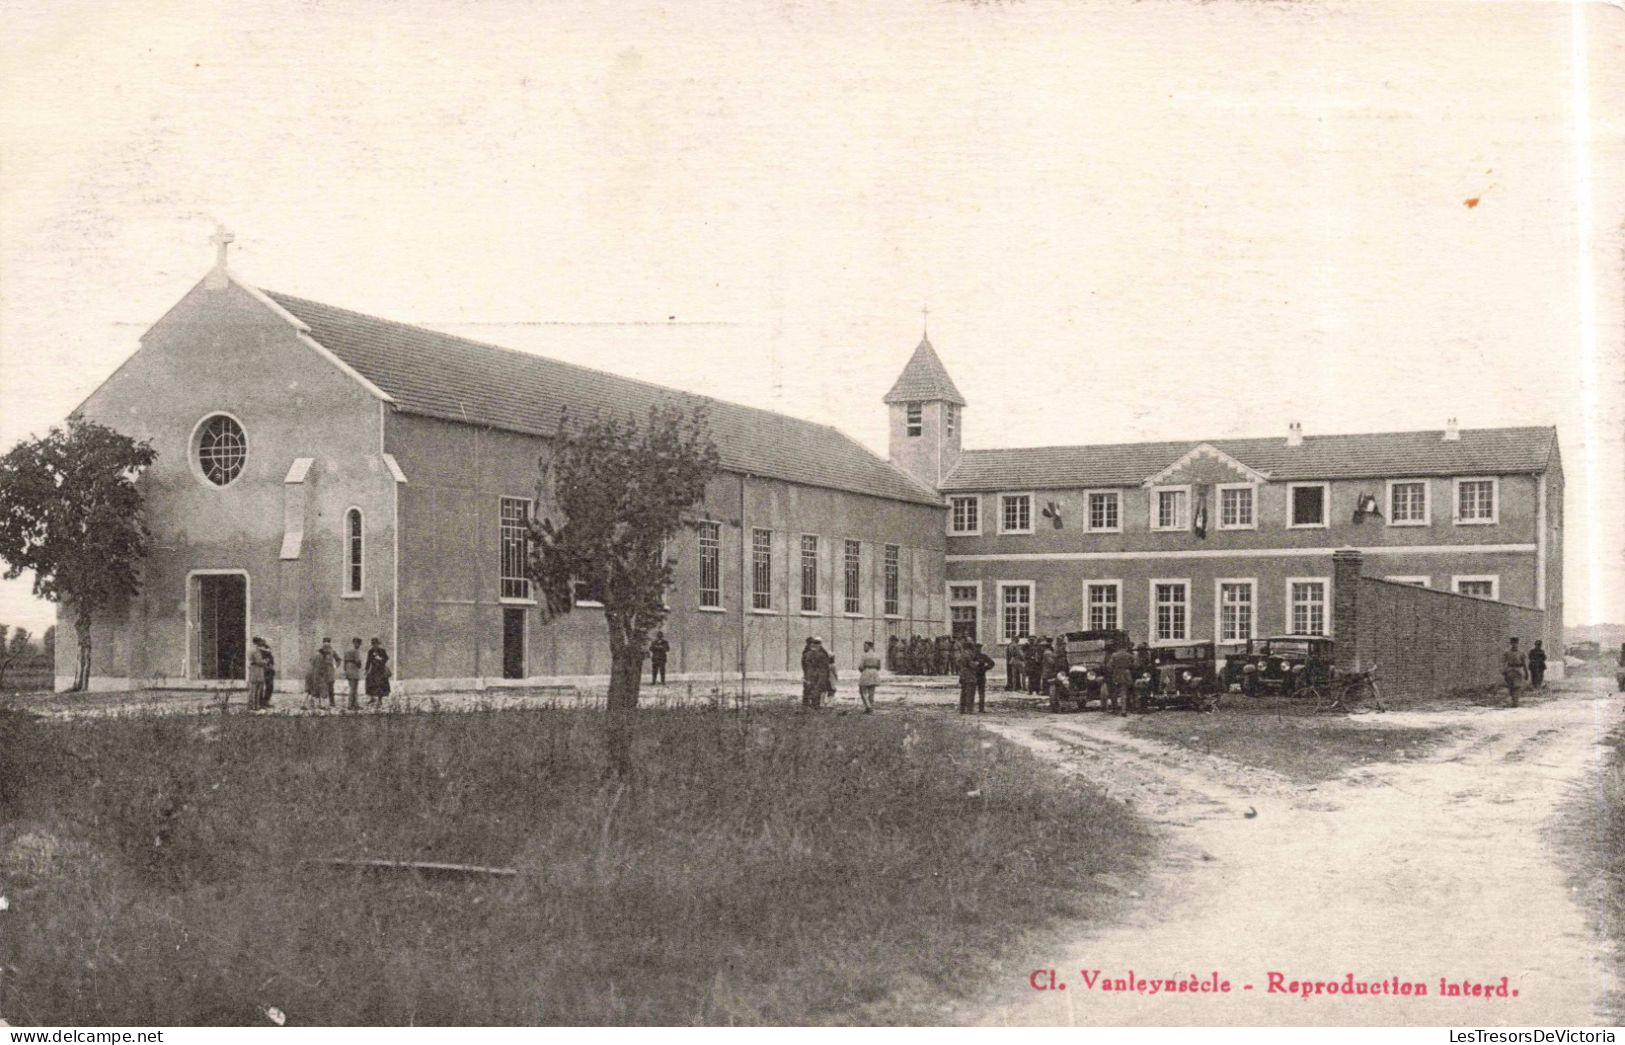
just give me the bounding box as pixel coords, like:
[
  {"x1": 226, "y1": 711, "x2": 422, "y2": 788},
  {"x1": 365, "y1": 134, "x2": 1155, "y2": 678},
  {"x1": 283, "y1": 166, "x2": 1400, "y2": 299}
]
[{"x1": 1, "y1": 0, "x2": 1622, "y2": 635}]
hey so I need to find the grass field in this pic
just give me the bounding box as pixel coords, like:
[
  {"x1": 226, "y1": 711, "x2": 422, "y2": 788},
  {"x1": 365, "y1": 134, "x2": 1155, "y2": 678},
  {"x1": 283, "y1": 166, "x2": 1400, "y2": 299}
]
[
  {"x1": 1124, "y1": 696, "x2": 1456, "y2": 782},
  {"x1": 1563, "y1": 723, "x2": 1625, "y2": 1018},
  {"x1": 0, "y1": 703, "x2": 1145, "y2": 1026}
]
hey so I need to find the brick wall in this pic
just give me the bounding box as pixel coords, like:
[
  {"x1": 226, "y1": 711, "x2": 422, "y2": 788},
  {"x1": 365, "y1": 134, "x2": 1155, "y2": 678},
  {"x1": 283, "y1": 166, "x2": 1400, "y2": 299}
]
[{"x1": 1333, "y1": 550, "x2": 1546, "y2": 703}]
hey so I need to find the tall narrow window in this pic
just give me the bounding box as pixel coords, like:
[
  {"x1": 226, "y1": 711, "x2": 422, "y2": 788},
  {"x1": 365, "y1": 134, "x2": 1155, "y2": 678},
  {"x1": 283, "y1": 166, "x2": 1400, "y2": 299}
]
[
  {"x1": 499, "y1": 497, "x2": 531, "y2": 600},
  {"x1": 1153, "y1": 487, "x2": 1189, "y2": 531},
  {"x1": 1218, "y1": 581, "x2": 1254, "y2": 642},
  {"x1": 1218, "y1": 486, "x2": 1255, "y2": 529},
  {"x1": 343, "y1": 508, "x2": 364, "y2": 596},
  {"x1": 843, "y1": 539, "x2": 861, "y2": 614},
  {"x1": 752, "y1": 528, "x2": 773, "y2": 610},
  {"x1": 800, "y1": 535, "x2": 819, "y2": 612},
  {"x1": 1086, "y1": 582, "x2": 1120, "y2": 632},
  {"x1": 906, "y1": 403, "x2": 923, "y2": 437},
  {"x1": 1289, "y1": 580, "x2": 1328, "y2": 635},
  {"x1": 1000, "y1": 583, "x2": 1032, "y2": 643},
  {"x1": 1000, "y1": 493, "x2": 1033, "y2": 534},
  {"x1": 1389, "y1": 481, "x2": 1428, "y2": 525},
  {"x1": 1153, "y1": 581, "x2": 1189, "y2": 642},
  {"x1": 949, "y1": 495, "x2": 980, "y2": 534},
  {"x1": 1087, "y1": 491, "x2": 1120, "y2": 533},
  {"x1": 945, "y1": 404, "x2": 957, "y2": 438},
  {"x1": 698, "y1": 522, "x2": 721, "y2": 608},
  {"x1": 883, "y1": 544, "x2": 901, "y2": 616}
]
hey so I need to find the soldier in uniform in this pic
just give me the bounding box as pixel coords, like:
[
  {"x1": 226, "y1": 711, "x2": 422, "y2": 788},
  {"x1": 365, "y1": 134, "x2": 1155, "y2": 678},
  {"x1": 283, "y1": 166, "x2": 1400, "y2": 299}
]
[
  {"x1": 801, "y1": 637, "x2": 831, "y2": 708},
  {"x1": 973, "y1": 642, "x2": 996, "y2": 712},
  {"x1": 956, "y1": 640, "x2": 979, "y2": 714},
  {"x1": 1107, "y1": 643, "x2": 1136, "y2": 716},
  {"x1": 1527, "y1": 640, "x2": 1547, "y2": 690},
  {"x1": 1025, "y1": 637, "x2": 1045, "y2": 695},
  {"x1": 1038, "y1": 639, "x2": 1058, "y2": 700},
  {"x1": 1500, "y1": 638, "x2": 1527, "y2": 708},
  {"x1": 1006, "y1": 637, "x2": 1025, "y2": 692}
]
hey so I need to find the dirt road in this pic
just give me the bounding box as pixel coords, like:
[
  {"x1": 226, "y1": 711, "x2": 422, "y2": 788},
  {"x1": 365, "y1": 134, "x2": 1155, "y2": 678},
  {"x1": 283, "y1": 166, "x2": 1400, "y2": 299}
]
[{"x1": 960, "y1": 682, "x2": 1620, "y2": 1026}]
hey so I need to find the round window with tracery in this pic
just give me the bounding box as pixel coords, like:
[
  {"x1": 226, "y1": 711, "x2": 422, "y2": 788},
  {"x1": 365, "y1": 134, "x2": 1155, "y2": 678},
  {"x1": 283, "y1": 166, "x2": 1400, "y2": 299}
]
[{"x1": 196, "y1": 414, "x2": 247, "y2": 486}]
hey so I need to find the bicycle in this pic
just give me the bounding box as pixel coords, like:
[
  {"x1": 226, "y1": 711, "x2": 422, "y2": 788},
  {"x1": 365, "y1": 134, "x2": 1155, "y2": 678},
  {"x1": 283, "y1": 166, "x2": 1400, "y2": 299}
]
[{"x1": 1306, "y1": 663, "x2": 1386, "y2": 714}]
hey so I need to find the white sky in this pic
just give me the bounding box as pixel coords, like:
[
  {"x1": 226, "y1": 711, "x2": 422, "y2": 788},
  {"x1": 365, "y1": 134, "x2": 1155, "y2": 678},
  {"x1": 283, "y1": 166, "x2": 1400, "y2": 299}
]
[{"x1": 1, "y1": 0, "x2": 1622, "y2": 635}]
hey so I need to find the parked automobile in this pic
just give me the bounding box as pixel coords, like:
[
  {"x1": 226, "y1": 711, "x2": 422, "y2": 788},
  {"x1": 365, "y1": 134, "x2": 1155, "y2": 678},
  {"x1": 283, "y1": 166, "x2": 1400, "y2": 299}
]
[
  {"x1": 1050, "y1": 629, "x2": 1131, "y2": 712},
  {"x1": 1145, "y1": 641, "x2": 1223, "y2": 711},
  {"x1": 1223, "y1": 635, "x2": 1334, "y2": 696}
]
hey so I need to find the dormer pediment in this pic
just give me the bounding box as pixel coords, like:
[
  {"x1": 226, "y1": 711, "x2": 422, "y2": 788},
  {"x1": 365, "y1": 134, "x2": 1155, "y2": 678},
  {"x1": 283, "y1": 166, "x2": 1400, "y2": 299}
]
[{"x1": 1142, "y1": 443, "x2": 1270, "y2": 488}]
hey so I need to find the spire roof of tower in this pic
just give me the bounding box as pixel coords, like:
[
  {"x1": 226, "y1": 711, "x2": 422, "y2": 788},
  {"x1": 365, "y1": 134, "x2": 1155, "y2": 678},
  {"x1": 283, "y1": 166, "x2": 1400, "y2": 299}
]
[{"x1": 882, "y1": 336, "x2": 967, "y2": 406}]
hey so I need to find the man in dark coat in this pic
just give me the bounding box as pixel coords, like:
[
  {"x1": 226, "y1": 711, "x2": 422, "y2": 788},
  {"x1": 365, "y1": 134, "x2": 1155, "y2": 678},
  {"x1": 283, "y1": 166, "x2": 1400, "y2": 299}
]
[
  {"x1": 934, "y1": 635, "x2": 951, "y2": 675},
  {"x1": 973, "y1": 643, "x2": 996, "y2": 712},
  {"x1": 1107, "y1": 644, "x2": 1136, "y2": 716},
  {"x1": 1025, "y1": 636, "x2": 1045, "y2": 695},
  {"x1": 648, "y1": 630, "x2": 670, "y2": 685},
  {"x1": 801, "y1": 637, "x2": 831, "y2": 708},
  {"x1": 956, "y1": 641, "x2": 979, "y2": 714},
  {"x1": 1005, "y1": 637, "x2": 1025, "y2": 692},
  {"x1": 1527, "y1": 640, "x2": 1547, "y2": 690}
]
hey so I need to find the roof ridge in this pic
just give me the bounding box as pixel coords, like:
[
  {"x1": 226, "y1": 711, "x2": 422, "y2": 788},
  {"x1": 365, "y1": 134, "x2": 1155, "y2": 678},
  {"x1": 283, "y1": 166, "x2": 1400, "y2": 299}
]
[{"x1": 957, "y1": 425, "x2": 1558, "y2": 456}]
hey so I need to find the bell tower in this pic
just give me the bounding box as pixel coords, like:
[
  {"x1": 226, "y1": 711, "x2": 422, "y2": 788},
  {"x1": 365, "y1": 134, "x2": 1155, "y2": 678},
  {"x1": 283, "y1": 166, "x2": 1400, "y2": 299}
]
[{"x1": 884, "y1": 316, "x2": 966, "y2": 491}]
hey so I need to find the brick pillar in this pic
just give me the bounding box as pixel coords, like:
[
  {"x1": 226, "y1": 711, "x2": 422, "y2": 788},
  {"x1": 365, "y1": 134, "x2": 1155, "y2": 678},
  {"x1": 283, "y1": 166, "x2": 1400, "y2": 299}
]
[{"x1": 1332, "y1": 549, "x2": 1362, "y2": 673}]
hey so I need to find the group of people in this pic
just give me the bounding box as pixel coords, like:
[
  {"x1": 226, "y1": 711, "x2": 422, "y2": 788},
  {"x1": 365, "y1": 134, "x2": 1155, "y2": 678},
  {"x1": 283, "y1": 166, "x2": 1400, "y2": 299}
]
[
  {"x1": 1499, "y1": 637, "x2": 1548, "y2": 706},
  {"x1": 885, "y1": 634, "x2": 962, "y2": 676},
  {"x1": 238, "y1": 636, "x2": 392, "y2": 712},
  {"x1": 1001, "y1": 634, "x2": 1150, "y2": 715},
  {"x1": 800, "y1": 636, "x2": 885, "y2": 712}
]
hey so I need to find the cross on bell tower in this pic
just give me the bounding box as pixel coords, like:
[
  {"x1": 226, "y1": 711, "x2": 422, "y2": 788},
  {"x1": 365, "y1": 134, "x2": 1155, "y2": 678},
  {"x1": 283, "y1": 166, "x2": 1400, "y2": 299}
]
[{"x1": 206, "y1": 223, "x2": 235, "y2": 289}]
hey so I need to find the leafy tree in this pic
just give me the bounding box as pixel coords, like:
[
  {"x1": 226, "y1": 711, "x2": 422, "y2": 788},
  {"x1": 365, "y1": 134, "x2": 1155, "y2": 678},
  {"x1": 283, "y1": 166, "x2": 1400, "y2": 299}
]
[
  {"x1": 0, "y1": 418, "x2": 157, "y2": 691},
  {"x1": 0, "y1": 627, "x2": 27, "y2": 691},
  {"x1": 41, "y1": 625, "x2": 54, "y2": 664},
  {"x1": 527, "y1": 402, "x2": 719, "y2": 776}
]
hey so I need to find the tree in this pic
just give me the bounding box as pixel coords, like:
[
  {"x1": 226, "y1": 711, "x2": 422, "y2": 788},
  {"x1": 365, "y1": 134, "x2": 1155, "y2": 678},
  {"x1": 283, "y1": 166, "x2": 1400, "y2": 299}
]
[
  {"x1": 0, "y1": 626, "x2": 29, "y2": 691},
  {"x1": 526, "y1": 401, "x2": 719, "y2": 776},
  {"x1": 41, "y1": 625, "x2": 54, "y2": 664},
  {"x1": 0, "y1": 417, "x2": 157, "y2": 691}
]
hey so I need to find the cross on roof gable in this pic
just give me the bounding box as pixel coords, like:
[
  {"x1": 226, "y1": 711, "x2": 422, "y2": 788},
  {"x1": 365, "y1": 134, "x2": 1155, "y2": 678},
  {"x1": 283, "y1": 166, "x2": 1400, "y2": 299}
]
[{"x1": 1141, "y1": 443, "x2": 1272, "y2": 488}]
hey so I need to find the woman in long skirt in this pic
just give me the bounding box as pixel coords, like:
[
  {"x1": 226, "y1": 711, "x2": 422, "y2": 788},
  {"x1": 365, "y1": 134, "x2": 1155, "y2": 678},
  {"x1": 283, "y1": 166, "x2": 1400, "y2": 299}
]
[{"x1": 365, "y1": 637, "x2": 391, "y2": 705}]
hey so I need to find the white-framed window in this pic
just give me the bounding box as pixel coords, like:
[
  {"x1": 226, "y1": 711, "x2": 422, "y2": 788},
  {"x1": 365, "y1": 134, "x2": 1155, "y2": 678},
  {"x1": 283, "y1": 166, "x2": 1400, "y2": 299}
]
[
  {"x1": 1150, "y1": 579, "x2": 1190, "y2": 643},
  {"x1": 1084, "y1": 580, "x2": 1121, "y2": 633},
  {"x1": 1452, "y1": 575, "x2": 1499, "y2": 600},
  {"x1": 342, "y1": 507, "x2": 364, "y2": 597},
  {"x1": 843, "y1": 539, "x2": 862, "y2": 615},
  {"x1": 1150, "y1": 485, "x2": 1190, "y2": 532},
  {"x1": 499, "y1": 496, "x2": 532, "y2": 602},
  {"x1": 1287, "y1": 482, "x2": 1329, "y2": 529},
  {"x1": 698, "y1": 521, "x2": 722, "y2": 609},
  {"x1": 945, "y1": 403, "x2": 958, "y2": 438},
  {"x1": 999, "y1": 493, "x2": 1034, "y2": 535},
  {"x1": 1385, "y1": 575, "x2": 1430, "y2": 587},
  {"x1": 883, "y1": 544, "x2": 901, "y2": 616},
  {"x1": 1217, "y1": 484, "x2": 1256, "y2": 530},
  {"x1": 751, "y1": 528, "x2": 774, "y2": 611},
  {"x1": 1387, "y1": 480, "x2": 1430, "y2": 526},
  {"x1": 906, "y1": 403, "x2": 923, "y2": 437},
  {"x1": 1085, "y1": 490, "x2": 1121, "y2": 533},
  {"x1": 1287, "y1": 578, "x2": 1330, "y2": 636},
  {"x1": 949, "y1": 495, "x2": 981, "y2": 535},
  {"x1": 1454, "y1": 477, "x2": 1498, "y2": 525},
  {"x1": 1215, "y1": 579, "x2": 1255, "y2": 643},
  {"x1": 799, "y1": 534, "x2": 819, "y2": 613},
  {"x1": 191, "y1": 412, "x2": 249, "y2": 487},
  {"x1": 997, "y1": 581, "x2": 1034, "y2": 643},
  {"x1": 948, "y1": 581, "x2": 981, "y2": 642}
]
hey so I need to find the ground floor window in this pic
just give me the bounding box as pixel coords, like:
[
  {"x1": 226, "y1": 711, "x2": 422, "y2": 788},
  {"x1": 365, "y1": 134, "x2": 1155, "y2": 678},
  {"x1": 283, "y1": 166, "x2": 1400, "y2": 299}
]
[
  {"x1": 949, "y1": 583, "x2": 979, "y2": 641},
  {"x1": 883, "y1": 545, "x2": 901, "y2": 616},
  {"x1": 1152, "y1": 581, "x2": 1189, "y2": 643},
  {"x1": 1085, "y1": 582, "x2": 1120, "y2": 632},
  {"x1": 1217, "y1": 580, "x2": 1254, "y2": 643},
  {"x1": 999, "y1": 583, "x2": 1032, "y2": 643},
  {"x1": 843, "y1": 540, "x2": 861, "y2": 614},
  {"x1": 1289, "y1": 579, "x2": 1328, "y2": 635},
  {"x1": 698, "y1": 522, "x2": 721, "y2": 608},
  {"x1": 1453, "y1": 575, "x2": 1499, "y2": 600},
  {"x1": 752, "y1": 529, "x2": 773, "y2": 610}
]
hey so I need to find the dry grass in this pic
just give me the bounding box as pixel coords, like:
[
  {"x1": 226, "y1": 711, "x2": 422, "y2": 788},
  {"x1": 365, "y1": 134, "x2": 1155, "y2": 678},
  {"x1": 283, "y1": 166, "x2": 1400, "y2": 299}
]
[
  {"x1": 0, "y1": 703, "x2": 1145, "y2": 1026},
  {"x1": 1124, "y1": 696, "x2": 1455, "y2": 782},
  {"x1": 1560, "y1": 724, "x2": 1625, "y2": 1022}
]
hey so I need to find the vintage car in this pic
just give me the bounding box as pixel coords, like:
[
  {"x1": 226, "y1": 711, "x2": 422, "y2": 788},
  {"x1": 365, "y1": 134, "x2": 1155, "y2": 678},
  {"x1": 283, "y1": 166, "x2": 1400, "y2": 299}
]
[
  {"x1": 1049, "y1": 629, "x2": 1131, "y2": 712},
  {"x1": 1144, "y1": 641, "x2": 1223, "y2": 711},
  {"x1": 1222, "y1": 635, "x2": 1335, "y2": 696}
]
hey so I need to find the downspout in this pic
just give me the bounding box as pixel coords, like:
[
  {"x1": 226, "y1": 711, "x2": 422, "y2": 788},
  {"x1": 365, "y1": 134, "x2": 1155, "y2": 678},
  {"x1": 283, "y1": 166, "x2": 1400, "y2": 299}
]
[
  {"x1": 1535, "y1": 470, "x2": 1547, "y2": 610},
  {"x1": 739, "y1": 472, "x2": 749, "y2": 687}
]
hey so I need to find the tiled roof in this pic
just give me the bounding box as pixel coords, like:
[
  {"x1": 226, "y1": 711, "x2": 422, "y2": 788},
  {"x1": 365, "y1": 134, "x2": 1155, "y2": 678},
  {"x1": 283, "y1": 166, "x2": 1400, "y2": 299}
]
[
  {"x1": 265, "y1": 291, "x2": 943, "y2": 506},
  {"x1": 882, "y1": 338, "x2": 967, "y2": 406},
  {"x1": 940, "y1": 427, "x2": 1557, "y2": 491}
]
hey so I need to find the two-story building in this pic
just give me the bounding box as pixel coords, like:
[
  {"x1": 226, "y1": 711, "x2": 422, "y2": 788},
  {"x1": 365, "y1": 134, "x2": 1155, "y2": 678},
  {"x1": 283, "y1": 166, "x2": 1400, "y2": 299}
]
[{"x1": 881, "y1": 337, "x2": 1563, "y2": 655}]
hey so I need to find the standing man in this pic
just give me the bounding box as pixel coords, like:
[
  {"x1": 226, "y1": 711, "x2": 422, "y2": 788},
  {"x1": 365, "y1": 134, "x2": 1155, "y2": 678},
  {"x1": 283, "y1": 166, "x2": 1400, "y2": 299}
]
[
  {"x1": 1527, "y1": 640, "x2": 1548, "y2": 691},
  {"x1": 260, "y1": 639, "x2": 276, "y2": 709},
  {"x1": 365, "y1": 637, "x2": 391, "y2": 706},
  {"x1": 801, "y1": 637, "x2": 831, "y2": 708},
  {"x1": 343, "y1": 637, "x2": 364, "y2": 710},
  {"x1": 857, "y1": 640, "x2": 882, "y2": 713},
  {"x1": 648, "y1": 630, "x2": 670, "y2": 685},
  {"x1": 1501, "y1": 637, "x2": 1528, "y2": 708},
  {"x1": 1005, "y1": 636, "x2": 1024, "y2": 692},
  {"x1": 1038, "y1": 639, "x2": 1058, "y2": 699},
  {"x1": 972, "y1": 642, "x2": 996, "y2": 713},
  {"x1": 1107, "y1": 642, "x2": 1136, "y2": 717},
  {"x1": 956, "y1": 640, "x2": 978, "y2": 714},
  {"x1": 317, "y1": 637, "x2": 340, "y2": 708},
  {"x1": 248, "y1": 637, "x2": 268, "y2": 712},
  {"x1": 1025, "y1": 637, "x2": 1044, "y2": 695}
]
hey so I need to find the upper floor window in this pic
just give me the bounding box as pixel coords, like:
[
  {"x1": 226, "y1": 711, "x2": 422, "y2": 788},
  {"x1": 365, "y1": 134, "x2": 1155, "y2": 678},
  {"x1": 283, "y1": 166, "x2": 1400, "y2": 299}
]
[
  {"x1": 499, "y1": 497, "x2": 531, "y2": 601},
  {"x1": 905, "y1": 403, "x2": 923, "y2": 437},
  {"x1": 945, "y1": 404, "x2": 957, "y2": 438},
  {"x1": 194, "y1": 413, "x2": 248, "y2": 486},
  {"x1": 698, "y1": 522, "x2": 722, "y2": 609},
  {"x1": 1454, "y1": 477, "x2": 1498, "y2": 525},
  {"x1": 343, "y1": 508, "x2": 364, "y2": 596},
  {"x1": 1086, "y1": 491, "x2": 1121, "y2": 533},
  {"x1": 799, "y1": 535, "x2": 819, "y2": 612},
  {"x1": 1388, "y1": 480, "x2": 1430, "y2": 526},
  {"x1": 1151, "y1": 486, "x2": 1189, "y2": 532},
  {"x1": 949, "y1": 495, "x2": 980, "y2": 535},
  {"x1": 999, "y1": 493, "x2": 1033, "y2": 535},
  {"x1": 1288, "y1": 483, "x2": 1328, "y2": 529},
  {"x1": 1218, "y1": 485, "x2": 1255, "y2": 530},
  {"x1": 752, "y1": 528, "x2": 774, "y2": 610}
]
